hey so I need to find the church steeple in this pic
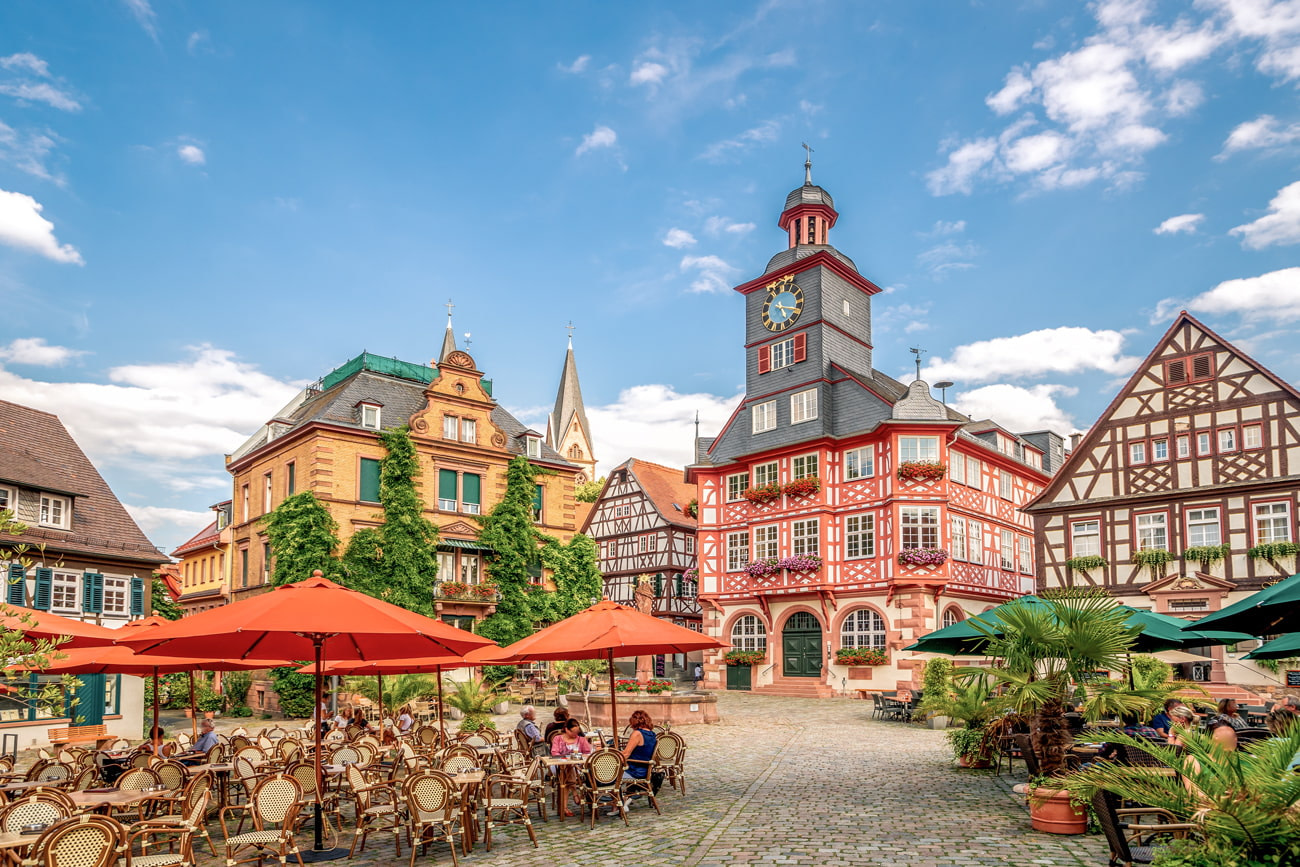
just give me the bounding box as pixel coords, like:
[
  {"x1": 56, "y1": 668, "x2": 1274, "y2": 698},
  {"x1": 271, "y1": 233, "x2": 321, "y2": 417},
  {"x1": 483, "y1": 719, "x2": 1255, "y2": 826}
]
[
  {"x1": 439, "y1": 299, "x2": 458, "y2": 364},
  {"x1": 778, "y1": 145, "x2": 838, "y2": 249},
  {"x1": 545, "y1": 324, "x2": 597, "y2": 483}
]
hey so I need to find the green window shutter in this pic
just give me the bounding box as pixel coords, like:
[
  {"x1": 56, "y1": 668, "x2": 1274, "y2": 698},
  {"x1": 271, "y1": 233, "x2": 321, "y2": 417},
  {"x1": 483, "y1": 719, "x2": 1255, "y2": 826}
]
[
  {"x1": 359, "y1": 458, "x2": 381, "y2": 503},
  {"x1": 33, "y1": 568, "x2": 53, "y2": 611},
  {"x1": 532, "y1": 485, "x2": 543, "y2": 519},
  {"x1": 675, "y1": 575, "x2": 683, "y2": 598},
  {"x1": 130, "y1": 577, "x2": 145, "y2": 617},
  {"x1": 438, "y1": 469, "x2": 458, "y2": 502},
  {"x1": 654, "y1": 573, "x2": 663, "y2": 597},
  {"x1": 462, "y1": 473, "x2": 481, "y2": 506},
  {"x1": 81, "y1": 573, "x2": 103, "y2": 614},
  {"x1": 6, "y1": 564, "x2": 25, "y2": 606}
]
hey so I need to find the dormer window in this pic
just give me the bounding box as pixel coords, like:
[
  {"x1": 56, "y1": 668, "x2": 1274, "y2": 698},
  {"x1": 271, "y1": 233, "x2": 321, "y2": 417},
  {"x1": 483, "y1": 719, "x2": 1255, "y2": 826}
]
[
  {"x1": 525, "y1": 435, "x2": 542, "y2": 459},
  {"x1": 39, "y1": 495, "x2": 68, "y2": 529},
  {"x1": 357, "y1": 402, "x2": 382, "y2": 430}
]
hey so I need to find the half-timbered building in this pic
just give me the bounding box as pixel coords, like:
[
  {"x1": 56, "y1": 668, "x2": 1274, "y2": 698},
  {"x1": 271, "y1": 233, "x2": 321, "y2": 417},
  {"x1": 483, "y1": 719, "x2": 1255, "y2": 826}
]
[
  {"x1": 1026, "y1": 312, "x2": 1300, "y2": 689},
  {"x1": 582, "y1": 459, "x2": 701, "y2": 676},
  {"x1": 689, "y1": 165, "x2": 1055, "y2": 697}
]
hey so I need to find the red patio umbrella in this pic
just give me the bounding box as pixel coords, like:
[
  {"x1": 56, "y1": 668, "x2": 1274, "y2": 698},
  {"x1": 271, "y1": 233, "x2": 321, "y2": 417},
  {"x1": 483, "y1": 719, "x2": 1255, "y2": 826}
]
[
  {"x1": 470, "y1": 599, "x2": 723, "y2": 748},
  {"x1": 119, "y1": 571, "x2": 495, "y2": 862},
  {"x1": 0, "y1": 604, "x2": 119, "y2": 647}
]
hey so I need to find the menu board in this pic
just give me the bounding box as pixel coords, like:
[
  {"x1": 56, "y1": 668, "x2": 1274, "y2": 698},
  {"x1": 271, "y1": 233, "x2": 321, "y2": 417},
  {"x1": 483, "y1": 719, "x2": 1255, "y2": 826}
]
[{"x1": 1285, "y1": 669, "x2": 1300, "y2": 687}]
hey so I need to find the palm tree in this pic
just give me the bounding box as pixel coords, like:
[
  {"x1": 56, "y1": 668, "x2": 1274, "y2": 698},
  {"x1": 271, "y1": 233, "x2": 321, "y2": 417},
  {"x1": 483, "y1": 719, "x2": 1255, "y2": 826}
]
[
  {"x1": 442, "y1": 678, "x2": 503, "y2": 731},
  {"x1": 344, "y1": 674, "x2": 440, "y2": 711}
]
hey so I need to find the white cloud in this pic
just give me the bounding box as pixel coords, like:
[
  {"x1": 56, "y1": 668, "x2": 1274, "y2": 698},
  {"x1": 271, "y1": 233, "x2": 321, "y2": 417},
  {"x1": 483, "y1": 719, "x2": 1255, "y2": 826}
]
[
  {"x1": 987, "y1": 67, "x2": 1033, "y2": 115},
  {"x1": 0, "y1": 54, "x2": 50, "y2": 78},
  {"x1": 186, "y1": 31, "x2": 211, "y2": 55},
  {"x1": 630, "y1": 62, "x2": 669, "y2": 86},
  {"x1": 1183, "y1": 266, "x2": 1300, "y2": 321},
  {"x1": 662, "y1": 228, "x2": 697, "y2": 249},
  {"x1": 125, "y1": 504, "x2": 211, "y2": 540},
  {"x1": 177, "y1": 143, "x2": 205, "y2": 165},
  {"x1": 0, "y1": 121, "x2": 61, "y2": 182},
  {"x1": 704, "y1": 216, "x2": 756, "y2": 235},
  {"x1": 1220, "y1": 114, "x2": 1300, "y2": 157},
  {"x1": 679, "y1": 254, "x2": 739, "y2": 293},
  {"x1": 0, "y1": 81, "x2": 82, "y2": 112},
  {"x1": 575, "y1": 125, "x2": 617, "y2": 156},
  {"x1": 877, "y1": 302, "x2": 932, "y2": 334},
  {"x1": 1205, "y1": 0, "x2": 1300, "y2": 81},
  {"x1": 925, "y1": 220, "x2": 966, "y2": 236},
  {"x1": 1154, "y1": 212, "x2": 1204, "y2": 234},
  {"x1": 698, "y1": 119, "x2": 780, "y2": 163},
  {"x1": 0, "y1": 337, "x2": 86, "y2": 366},
  {"x1": 558, "y1": 55, "x2": 590, "y2": 74},
  {"x1": 123, "y1": 0, "x2": 159, "y2": 40},
  {"x1": 587, "y1": 384, "x2": 743, "y2": 475},
  {"x1": 0, "y1": 189, "x2": 83, "y2": 264},
  {"x1": 917, "y1": 240, "x2": 980, "y2": 278},
  {"x1": 922, "y1": 326, "x2": 1138, "y2": 384},
  {"x1": 952, "y1": 383, "x2": 1079, "y2": 434},
  {"x1": 926, "y1": 138, "x2": 998, "y2": 195},
  {"x1": 1230, "y1": 180, "x2": 1300, "y2": 249}
]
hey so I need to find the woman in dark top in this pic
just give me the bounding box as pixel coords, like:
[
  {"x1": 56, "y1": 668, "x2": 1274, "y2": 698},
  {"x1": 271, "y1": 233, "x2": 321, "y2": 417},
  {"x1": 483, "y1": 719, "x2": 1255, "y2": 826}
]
[
  {"x1": 621, "y1": 710, "x2": 657, "y2": 780},
  {"x1": 543, "y1": 707, "x2": 570, "y2": 745}
]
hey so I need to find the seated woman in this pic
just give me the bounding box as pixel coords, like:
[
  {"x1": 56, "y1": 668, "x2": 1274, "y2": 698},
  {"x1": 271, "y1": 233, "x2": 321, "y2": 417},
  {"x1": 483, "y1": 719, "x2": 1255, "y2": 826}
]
[
  {"x1": 551, "y1": 718, "x2": 593, "y2": 816},
  {"x1": 543, "y1": 707, "x2": 570, "y2": 745},
  {"x1": 395, "y1": 705, "x2": 415, "y2": 736},
  {"x1": 612, "y1": 709, "x2": 657, "y2": 814},
  {"x1": 1166, "y1": 706, "x2": 1196, "y2": 746},
  {"x1": 351, "y1": 706, "x2": 372, "y2": 732}
]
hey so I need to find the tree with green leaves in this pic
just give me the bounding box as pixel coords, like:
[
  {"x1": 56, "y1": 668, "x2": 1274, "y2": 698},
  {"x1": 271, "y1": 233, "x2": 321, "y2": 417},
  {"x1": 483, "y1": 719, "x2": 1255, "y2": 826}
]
[
  {"x1": 575, "y1": 477, "x2": 605, "y2": 503},
  {"x1": 477, "y1": 456, "x2": 548, "y2": 647},
  {"x1": 539, "y1": 533, "x2": 604, "y2": 623},
  {"x1": 150, "y1": 576, "x2": 183, "y2": 620},
  {"x1": 261, "y1": 492, "x2": 344, "y2": 585}
]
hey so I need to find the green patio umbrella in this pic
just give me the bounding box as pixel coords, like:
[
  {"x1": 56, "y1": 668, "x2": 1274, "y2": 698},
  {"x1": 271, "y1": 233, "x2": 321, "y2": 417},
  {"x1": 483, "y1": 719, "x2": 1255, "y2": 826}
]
[
  {"x1": 1243, "y1": 632, "x2": 1300, "y2": 660},
  {"x1": 1185, "y1": 572, "x2": 1300, "y2": 636},
  {"x1": 901, "y1": 596, "x2": 1045, "y2": 655}
]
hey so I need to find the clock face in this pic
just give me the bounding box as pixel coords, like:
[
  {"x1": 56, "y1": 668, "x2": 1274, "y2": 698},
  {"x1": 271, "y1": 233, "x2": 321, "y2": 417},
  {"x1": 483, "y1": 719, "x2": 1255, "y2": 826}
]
[{"x1": 761, "y1": 279, "x2": 804, "y2": 332}]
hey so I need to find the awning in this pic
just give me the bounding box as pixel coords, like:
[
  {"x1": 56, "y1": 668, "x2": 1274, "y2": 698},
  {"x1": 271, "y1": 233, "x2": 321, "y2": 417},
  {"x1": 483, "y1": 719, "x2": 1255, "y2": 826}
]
[
  {"x1": 1152, "y1": 649, "x2": 1214, "y2": 664},
  {"x1": 437, "y1": 538, "x2": 495, "y2": 554}
]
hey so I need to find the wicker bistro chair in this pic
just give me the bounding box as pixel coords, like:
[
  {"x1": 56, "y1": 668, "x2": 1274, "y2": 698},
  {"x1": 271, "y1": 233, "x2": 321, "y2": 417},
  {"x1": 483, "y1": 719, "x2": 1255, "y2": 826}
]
[
  {"x1": 124, "y1": 788, "x2": 211, "y2": 867},
  {"x1": 343, "y1": 764, "x2": 403, "y2": 858},
  {"x1": 1091, "y1": 789, "x2": 1201, "y2": 866},
  {"x1": 0, "y1": 792, "x2": 71, "y2": 833},
  {"x1": 404, "y1": 771, "x2": 463, "y2": 867},
  {"x1": 282, "y1": 762, "x2": 341, "y2": 840},
  {"x1": 219, "y1": 774, "x2": 305, "y2": 867},
  {"x1": 620, "y1": 755, "x2": 662, "y2": 816},
  {"x1": 480, "y1": 773, "x2": 538, "y2": 851},
  {"x1": 26, "y1": 761, "x2": 72, "y2": 788},
  {"x1": 27, "y1": 814, "x2": 125, "y2": 867},
  {"x1": 131, "y1": 773, "x2": 217, "y2": 859},
  {"x1": 577, "y1": 749, "x2": 629, "y2": 828},
  {"x1": 67, "y1": 767, "x2": 99, "y2": 792},
  {"x1": 654, "y1": 731, "x2": 687, "y2": 796},
  {"x1": 113, "y1": 768, "x2": 164, "y2": 823}
]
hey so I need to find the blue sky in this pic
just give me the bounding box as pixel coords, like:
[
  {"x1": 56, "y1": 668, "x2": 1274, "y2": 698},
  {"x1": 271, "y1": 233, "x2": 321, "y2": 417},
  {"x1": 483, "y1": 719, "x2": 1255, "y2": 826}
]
[{"x1": 1, "y1": 0, "x2": 1298, "y2": 554}]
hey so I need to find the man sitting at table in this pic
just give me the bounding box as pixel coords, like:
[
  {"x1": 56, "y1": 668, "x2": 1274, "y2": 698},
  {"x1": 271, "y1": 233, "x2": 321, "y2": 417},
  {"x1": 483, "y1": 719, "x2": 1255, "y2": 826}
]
[
  {"x1": 178, "y1": 719, "x2": 218, "y2": 764},
  {"x1": 515, "y1": 706, "x2": 542, "y2": 750}
]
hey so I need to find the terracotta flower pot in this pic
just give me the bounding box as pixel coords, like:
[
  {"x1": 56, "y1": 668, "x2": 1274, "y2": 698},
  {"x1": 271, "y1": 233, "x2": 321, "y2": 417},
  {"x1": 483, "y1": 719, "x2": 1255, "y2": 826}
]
[
  {"x1": 956, "y1": 754, "x2": 992, "y2": 769},
  {"x1": 1028, "y1": 787, "x2": 1087, "y2": 835}
]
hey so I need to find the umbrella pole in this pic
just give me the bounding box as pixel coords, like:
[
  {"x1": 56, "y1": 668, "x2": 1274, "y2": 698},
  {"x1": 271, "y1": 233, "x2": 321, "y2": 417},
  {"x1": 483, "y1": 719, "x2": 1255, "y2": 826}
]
[
  {"x1": 300, "y1": 635, "x2": 345, "y2": 862},
  {"x1": 152, "y1": 669, "x2": 160, "y2": 752},
  {"x1": 187, "y1": 671, "x2": 198, "y2": 741},
  {"x1": 608, "y1": 649, "x2": 619, "y2": 751},
  {"x1": 376, "y1": 675, "x2": 384, "y2": 744},
  {"x1": 436, "y1": 666, "x2": 445, "y2": 744}
]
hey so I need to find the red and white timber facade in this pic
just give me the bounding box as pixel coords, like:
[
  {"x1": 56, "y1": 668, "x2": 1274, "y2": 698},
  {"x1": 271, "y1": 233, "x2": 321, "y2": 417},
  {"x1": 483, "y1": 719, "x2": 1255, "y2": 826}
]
[{"x1": 689, "y1": 167, "x2": 1056, "y2": 698}]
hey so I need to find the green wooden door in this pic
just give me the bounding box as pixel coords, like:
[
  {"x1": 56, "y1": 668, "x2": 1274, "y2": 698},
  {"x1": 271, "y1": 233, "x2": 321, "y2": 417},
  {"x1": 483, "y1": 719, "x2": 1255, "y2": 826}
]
[
  {"x1": 725, "y1": 664, "x2": 752, "y2": 691},
  {"x1": 73, "y1": 673, "x2": 104, "y2": 726},
  {"x1": 782, "y1": 612, "x2": 823, "y2": 678}
]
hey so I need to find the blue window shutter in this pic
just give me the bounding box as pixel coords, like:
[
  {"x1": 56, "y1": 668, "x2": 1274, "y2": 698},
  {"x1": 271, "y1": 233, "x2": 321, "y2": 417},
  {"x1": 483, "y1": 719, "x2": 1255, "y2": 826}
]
[
  {"x1": 82, "y1": 573, "x2": 103, "y2": 614},
  {"x1": 6, "y1": 564, "x2": 25, "y2": 606},
  {"x1": 33, "y1": 568, "x2": 53, "y2": 611},
  {"x1": 130, "y1": 577, "x2": 145, "y2": 617}
]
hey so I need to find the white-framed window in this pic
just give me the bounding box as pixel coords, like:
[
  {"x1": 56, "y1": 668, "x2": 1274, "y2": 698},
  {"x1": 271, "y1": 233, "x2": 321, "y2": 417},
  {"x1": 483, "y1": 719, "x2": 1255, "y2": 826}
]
[
  {"x1": 1136, "y1": 512, "x2": 1168, "y2": 551},
  {"x1": 1254, "y1": 502, "x2": 1292, "y2": 544},
  {"x1": 726, "y1": 473, "x2": 748, "y2": 501},
  {"x1": 753, "y1": 462, "x2": 778, "y2": 487},
  {"x1": 1152, "y1": 438, "x2": 1168, "y2": 461},
  {"x1": 1176, "y1": 436, "x2": 1190, "y2": 459},
  {"x1": 840, "y1": 608, "x2": 885, "y2": 649},
  {"x1": 0, "y1": 487, "x2": 11, "y2": 510},
  {"x1": 752, "y1": 401, "x2": 776, "y2": 434},
  {"x1": 1130, "y1": 442, "x2": 1147, "y2": 464},
  {"x1": 792, "y1": 454, "x2": 818, "y2": 479},
  {"x1": 1019, "y1": 535, "x2": 1032, "y2": 574},
  {"x1": 845, "y1": 514, "x2": 874, "y2": 559},
  {"x1": 681, "y1": 575, "x2": 697, "y2": 598},
  {"x1": 792, "y1": 519, "x2": 819, "y2": 556},
  {"x1": 730, "y1": 615, "x2": 766, "y2": 653},
  {"x1": 942, "y1": 607, "x2": 963, "y2": 628},
  {"x1": 241, "y1": 485, "x2": 250, "y2": 522},
  {"x1": 263, "y1": 472, "x2": 272, "y2": 513},
  {"x1": 901, "y1": 506, "x2": 939, "y2": 549},
  {"x1": 525, "y1": 436, "x2": 542, "y2": 459},
  {"x1": 999, "y1": 470, "x2": 1013, "y2": 500},
  {"x1": 460, "y1": 555, "x2": 481, "y2": 585},
  {"x1": 443, "y1": 415, "x2": 458, "y2": 440},
  {"x1": 951, "y1": 517, "x2": 967, "y2": 561},
  {"x1": 684, "y1": 536, "x2": 695, "y2": 555},
  {"x1": 753, "y1": 525, "x2": 779, "y2": 560},
  {"x1": 103, "y1": 576, "x2": 128, "y2": 617},
  {"x1": 1071, "y1": 520, "x2": 1100, "y2": 558},
  {"x1": 1197, "y1": 432, "x2": 1212, "y2": 455},
  {"x1": 438, "y1": 552, "x2": 455, "y2": 582},
  {"x1": 1218, "y1": 428, "x2": 1237, "y2": 453},
  {"x1": 791, "y1": 389, "x2": 818, "y2": 424},
  {"x1": 461, "y1": 418, "x2": 477, "y2": 444},
  {"x1": 1187, "y1": 508, "x2": 1221, "y2": 547},
  {"x1": 769, "y1": 337, "x2": 795, "y2": 370},
  {"x1": 1243, "y1": 424, "x2": 1263, "y2": 449},
  {"x1": 360, "y1": 404, "x2": 381, "y2": 430},
  {"x1": 949, "y1": 454, "x2": 965, "y2": 485},
  {"x1": 844, "y1": 446, "x2": 873, "y2": 481},
  {"x1": 638, "y1": 535, "x2": 649, "y2": 554},
  {"x1": 967, "y1": 457, "x2": 982, "y2": 490},
  {"x1": 969, "y1": 521, "x2": 983, "y2": 564},
  {"x1": 51, "y1": 571, "x2": 78, "y2": 613},
  {"x1": 727, "y1": 532, "x2": 750, "y2": 572},
  {"x1": 1000, "y1": 529, "x2": 1015, "y2": 570},
  {"x1": 899, "y1": 436, "x2": 939, "y2": 463},
  {"x1": 39, "y1": 495, "x2": 68, "y2": 529}
]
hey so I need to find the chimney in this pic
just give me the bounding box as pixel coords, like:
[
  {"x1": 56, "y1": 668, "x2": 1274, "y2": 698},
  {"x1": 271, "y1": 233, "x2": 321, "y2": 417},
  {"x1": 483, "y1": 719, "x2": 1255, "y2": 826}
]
[{"x1": 1068, "y1": 433, "x2": 1082, "y2": 453}]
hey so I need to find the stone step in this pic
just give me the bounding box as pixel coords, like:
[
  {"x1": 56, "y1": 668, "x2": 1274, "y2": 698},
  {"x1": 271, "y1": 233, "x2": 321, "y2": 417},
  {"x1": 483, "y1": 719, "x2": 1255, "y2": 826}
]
[
  {"x1": 752, "y1": 680, "x2": 836, "y2": 699},
  {"x1": 1177, "y1": 682, "x2": 1265, "y2": 705}
]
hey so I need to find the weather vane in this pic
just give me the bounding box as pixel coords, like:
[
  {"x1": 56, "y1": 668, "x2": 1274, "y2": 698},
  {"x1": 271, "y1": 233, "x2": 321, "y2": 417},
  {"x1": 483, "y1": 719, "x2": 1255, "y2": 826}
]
[
  {"x1": 802, "y1": 142, "x2": 814, "y2": 184},
  {"x1": 445, "y1": 298, "x2": 454, "y2": 322},
  {"x1": 910, "y1": 346, "x2": 926, "y2": 380},
  {"x1": 566, "y1": 320, "x2": 575, "y2": 346}
]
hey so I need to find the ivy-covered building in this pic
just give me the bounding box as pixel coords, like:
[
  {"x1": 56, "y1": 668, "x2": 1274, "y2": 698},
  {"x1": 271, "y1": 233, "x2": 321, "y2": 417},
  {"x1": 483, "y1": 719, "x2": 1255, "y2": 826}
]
[
  {"x1": 222, "y1": 320, "x2": 589, "y2": 630},
  {"x1": 0, "y1": 399, "x2": 162, "y2": 745}
]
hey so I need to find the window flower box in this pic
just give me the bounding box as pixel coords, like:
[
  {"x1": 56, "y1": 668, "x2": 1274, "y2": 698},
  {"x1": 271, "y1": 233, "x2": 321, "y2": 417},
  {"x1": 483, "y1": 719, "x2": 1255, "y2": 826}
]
[
  {"x1": 1181, "y1": 544, "x2": 1230, "y2": 568},
  {"x1": 723, "y1": 650, "x2": 765, "y2": 666},
  {"x1": 1132, "y1": 548, "x2": 1173, "y2": 578},
  {"x1": 776, "y1": 555, "x2": 823, "y2": 572},
  {"x1": 745, "y1": 558, "x2": 781, "y2": 577},
  {"x1": 742, "y1": 484, "x2": 782, "y2": 505},
  {"x1": 439, "y1": 580, "x2": 469, "y2": 598},
  {"x1": 897, "y1": 548, "x2": 948, "y2": 568},
  {"x1": 782, "y1": 477, "x2": 821, "y2": 498},
  {"x1": 1064, "y1": 555, "x2": 1107, "y2": 572},
  {"x1": 898, "y1": 461, "x2": 947, "y2": 482},
  {"x1": 835, "y1": 647, "x2": 887, "y2": 666}
]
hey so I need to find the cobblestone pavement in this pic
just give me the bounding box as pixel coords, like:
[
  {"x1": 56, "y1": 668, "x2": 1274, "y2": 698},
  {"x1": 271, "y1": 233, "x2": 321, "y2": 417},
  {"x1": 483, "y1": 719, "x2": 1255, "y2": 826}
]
[{"x1": 186, "y1": 692, "x2": 1105, "y2": 867}]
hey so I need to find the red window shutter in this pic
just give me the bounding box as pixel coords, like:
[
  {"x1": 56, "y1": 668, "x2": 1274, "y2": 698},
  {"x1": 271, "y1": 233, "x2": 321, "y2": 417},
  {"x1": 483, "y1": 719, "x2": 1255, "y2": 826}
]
[
  {"x1": 792, "y1": 333, "x2": 807, "y2": 363},
  {"x1": 1192, "y1": 354, "x2": 1212, "y2": 380},
  {"x1": 1166, "y1": 359, "x2": 1186, "y2": 385},
  {"x1": 758, "y1": 345, "x2": 771, "y2": 374}
]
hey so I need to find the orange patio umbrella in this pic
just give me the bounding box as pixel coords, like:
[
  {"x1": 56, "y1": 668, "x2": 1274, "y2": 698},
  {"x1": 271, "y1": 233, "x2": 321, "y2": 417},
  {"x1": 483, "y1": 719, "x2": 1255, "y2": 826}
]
[
  {"x1": 0, "y1": 604, "x2": 119, "y2": 647},
  {"x1": 470, "y1": 599, "x2": 723, "y2": 748},
  {"x1": 119, "y1": 571, "x2": 495, "y2": 862}
]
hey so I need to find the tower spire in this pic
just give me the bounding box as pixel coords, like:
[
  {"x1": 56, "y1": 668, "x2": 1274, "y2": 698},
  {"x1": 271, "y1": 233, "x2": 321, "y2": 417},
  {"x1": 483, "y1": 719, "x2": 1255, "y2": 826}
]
[
  {"x1": 546, "y1": 332, "x2": 597, "y2": 482},
  {"x1": 802, "y1": 142, "x2": 814, "y2": 185},
  {"x1": 439, "y1": 298, "x2": 457, "y2": 363}
]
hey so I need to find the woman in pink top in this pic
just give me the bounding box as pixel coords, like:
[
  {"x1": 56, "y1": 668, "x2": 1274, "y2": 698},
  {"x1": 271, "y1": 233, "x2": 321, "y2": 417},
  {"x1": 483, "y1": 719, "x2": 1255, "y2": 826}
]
[{"x1": 550, "y1": 719, "x2": 592, "y2": 816}]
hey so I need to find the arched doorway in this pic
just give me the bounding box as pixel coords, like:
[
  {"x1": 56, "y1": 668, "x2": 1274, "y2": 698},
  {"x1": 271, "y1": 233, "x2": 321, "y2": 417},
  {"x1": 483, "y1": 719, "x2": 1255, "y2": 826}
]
[{"x1": 782, "y1": 611, "x2": 823, "y2": 678}]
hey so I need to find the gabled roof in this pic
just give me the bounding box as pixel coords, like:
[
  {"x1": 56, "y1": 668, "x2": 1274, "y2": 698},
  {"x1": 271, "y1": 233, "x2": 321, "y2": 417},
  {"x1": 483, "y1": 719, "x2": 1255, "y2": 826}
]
[
  {"x1": 626, "y1": 459, "x2": 697, "y2": 529},
  {"x1": 172, "y1": 519, "x2": 219, "y2": 557},
  {"x1": 0, "y1": 400, "x2": 167, "y2": 565}
]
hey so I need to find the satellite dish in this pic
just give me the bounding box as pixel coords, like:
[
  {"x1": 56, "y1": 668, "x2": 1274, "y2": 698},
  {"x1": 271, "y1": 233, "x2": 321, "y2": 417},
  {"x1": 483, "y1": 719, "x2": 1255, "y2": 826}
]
[{"x1": 935, "y1": 381, "x2": 955, "y2": 405}]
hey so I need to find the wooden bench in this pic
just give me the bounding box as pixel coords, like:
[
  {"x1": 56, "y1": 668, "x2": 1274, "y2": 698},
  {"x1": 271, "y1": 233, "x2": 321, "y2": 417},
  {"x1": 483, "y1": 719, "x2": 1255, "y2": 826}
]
[{"x1": 48, "y1": 724, "x2": 113, "y2": 749}]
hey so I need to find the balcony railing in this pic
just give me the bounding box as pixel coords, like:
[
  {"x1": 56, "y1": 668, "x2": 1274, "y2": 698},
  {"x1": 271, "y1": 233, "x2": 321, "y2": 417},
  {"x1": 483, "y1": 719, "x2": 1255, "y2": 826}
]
[{"x1": 433, "y1": 582, "x2": 500, "y2": 603}]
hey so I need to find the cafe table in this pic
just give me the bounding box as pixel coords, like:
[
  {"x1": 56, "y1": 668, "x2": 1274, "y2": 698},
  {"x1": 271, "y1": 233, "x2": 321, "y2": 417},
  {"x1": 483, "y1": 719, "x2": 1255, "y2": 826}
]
[
  {"x1": 0, "y1": 781, "x2": 53, "y2": 798},
  {"x1": 0, "y1": 829, "x2": 36, "y2": 867},
  {"x1": 448, "y1": 771, "x2": 485, "y2": 854},
  {"x1": 69, "y1": 789, "x2": 156, "y2": 813},
  {"x1": 541, "y1": 756, "x2": 588, "y2": 821}
]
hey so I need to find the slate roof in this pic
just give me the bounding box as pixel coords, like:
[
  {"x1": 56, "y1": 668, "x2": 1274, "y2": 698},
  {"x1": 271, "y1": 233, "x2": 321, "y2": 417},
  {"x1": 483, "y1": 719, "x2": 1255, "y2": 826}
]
[
  {"x1": 547, "y1": 344, "x2": 592, "y2": 454},
  {"x1": 764, "y1": 244, "x2": 858, "y2": 276},
  {"x1": 0, "y1": 400, "x2": 167, "y2": 565},
  {"x1": 627, "y1": 459, "x2": 697, "y2": 529},
  {"x1": 784, "y1": 182, "x2": 835, "y2": 211},
  {"x1": 172, "y1": 518, "x2": 219, "y2": 557}
]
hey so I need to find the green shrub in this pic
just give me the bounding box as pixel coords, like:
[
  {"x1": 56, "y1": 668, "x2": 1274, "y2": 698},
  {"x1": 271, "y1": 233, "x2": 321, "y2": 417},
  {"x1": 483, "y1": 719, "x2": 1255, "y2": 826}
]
[
  {"x1": 223, "y1": 671, "x2": 253, "y2": 708},
  {"x1": 269, "y1": 665, "x2": 316, "y2": 718},
  {"x1": 229, "y1": 704, "x2": 253, "y2": 718}
]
